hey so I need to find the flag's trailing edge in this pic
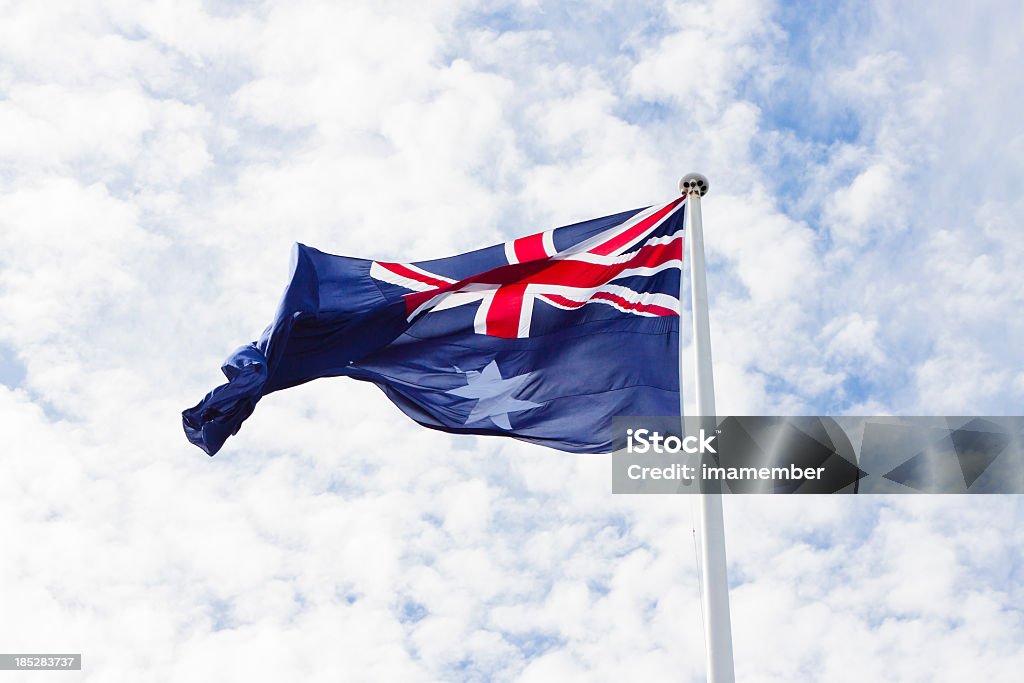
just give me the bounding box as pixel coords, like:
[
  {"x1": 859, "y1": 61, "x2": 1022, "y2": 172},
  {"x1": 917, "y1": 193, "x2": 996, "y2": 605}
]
[{"x1": 183, "y1": 198, "x2": 687, "y2": 456}]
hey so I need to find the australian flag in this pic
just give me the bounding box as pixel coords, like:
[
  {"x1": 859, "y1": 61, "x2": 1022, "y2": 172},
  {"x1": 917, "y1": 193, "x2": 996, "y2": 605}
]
[{"x1": 183, "y1": 197, "x2": 687, "y2": 455}]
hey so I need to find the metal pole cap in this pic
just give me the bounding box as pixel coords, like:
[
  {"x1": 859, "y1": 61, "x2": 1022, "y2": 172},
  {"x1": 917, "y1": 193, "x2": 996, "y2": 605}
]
[{"x1": 679, "y1": 173, "x2": 709, "y2": 197}]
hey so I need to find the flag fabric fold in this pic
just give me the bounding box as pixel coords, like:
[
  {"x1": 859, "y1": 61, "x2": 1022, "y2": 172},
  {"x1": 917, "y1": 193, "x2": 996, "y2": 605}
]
[{"x1": 183, "y1": 198, "x2": 687, "y2": 455}]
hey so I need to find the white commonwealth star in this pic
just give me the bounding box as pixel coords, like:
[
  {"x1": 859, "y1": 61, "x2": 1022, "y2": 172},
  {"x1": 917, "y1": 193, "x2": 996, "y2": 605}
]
[{"x1": 446, "y1": 360, "x2": 543, "y2": 430}]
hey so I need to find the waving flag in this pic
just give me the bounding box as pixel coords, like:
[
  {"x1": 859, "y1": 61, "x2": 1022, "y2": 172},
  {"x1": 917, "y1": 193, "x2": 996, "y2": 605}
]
[{"x1": 183, "y1": 198, "x2": 687, "y2": 455}]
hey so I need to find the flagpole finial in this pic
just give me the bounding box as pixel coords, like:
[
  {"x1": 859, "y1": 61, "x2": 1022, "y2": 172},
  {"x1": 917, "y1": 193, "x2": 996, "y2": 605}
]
[{"x1": 679, "y1": 173, "x2": 709, "y2": 197}]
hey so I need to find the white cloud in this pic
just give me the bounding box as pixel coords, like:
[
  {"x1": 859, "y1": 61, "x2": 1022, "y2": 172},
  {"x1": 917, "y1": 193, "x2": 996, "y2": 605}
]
[
  {"x1": 821, "y1": 313, "x2": 885, "y2": 367},
  {"x1": 628, "y1": 0, "x2": 778, "y2": 112}
]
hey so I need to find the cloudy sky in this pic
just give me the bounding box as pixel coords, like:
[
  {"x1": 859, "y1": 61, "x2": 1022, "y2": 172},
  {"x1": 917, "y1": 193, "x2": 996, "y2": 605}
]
[{"x1": 2, "y1": 0, "x2": 1023, "y2": 680}]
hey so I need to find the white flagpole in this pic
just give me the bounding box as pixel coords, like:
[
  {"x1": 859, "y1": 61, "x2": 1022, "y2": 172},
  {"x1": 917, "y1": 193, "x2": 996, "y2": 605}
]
[{"x1": 679, "y1": 173, "x2": 735, "y2": 683}]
